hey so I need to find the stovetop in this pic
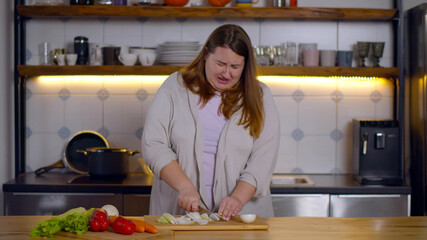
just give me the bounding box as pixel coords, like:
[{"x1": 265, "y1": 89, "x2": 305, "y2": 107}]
[{"x1": 67, "y1": 175, "x2": 127, "y2": 184}]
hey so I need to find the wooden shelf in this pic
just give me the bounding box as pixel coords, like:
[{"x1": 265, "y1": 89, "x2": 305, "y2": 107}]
[
  {"x1": 17, "y1": 65, "x2": 399, "y2": 78},
  {"x1": 17, "y1": 5, "x2": 396, "y2": 20}
]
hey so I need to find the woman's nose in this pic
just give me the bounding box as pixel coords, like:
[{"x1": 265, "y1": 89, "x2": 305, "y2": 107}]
[{"x1": 222, "y1": 66, "x2": 231, "y2": 78}]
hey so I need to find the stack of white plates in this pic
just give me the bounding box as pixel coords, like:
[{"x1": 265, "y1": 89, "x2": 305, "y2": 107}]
[{"x1": 158, "y1": 41, "x2": 201, "y2": 66}]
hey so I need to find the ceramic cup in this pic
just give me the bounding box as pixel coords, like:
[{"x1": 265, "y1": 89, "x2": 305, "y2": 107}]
[
  {"x1": 118, "y1": 53, "x2": 138, "y2": 66},
  {"x1": 56, "y1": 54, "x2": 66, "y2": 66},
  {"x1": 65, "y1": 53, "x2": 78, "y2": 65},
  {"x1": 298, "y1": 43, "x2": 317, "y2": 66},
  {"x1": 137, "y1": 49, "x2": 157, "y2": 66},
  {"x1": 320, "y1": 50, "x2": 337, "y2": 67},
  {"x1": 337, "y1": 50, "x2": 353, "y2": 67},
  {"x1": 303, "y1": 49, "x2": 319, "y2": 66}
]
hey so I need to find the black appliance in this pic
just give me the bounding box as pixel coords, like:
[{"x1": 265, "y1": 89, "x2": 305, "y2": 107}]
[
  {"x1": 353, "y1": 119, "x2": 402, "y2": 185},
  {"x1": 405, "y1": 3, "x2": 427, "y2": 216},
  {"x1": 74, "y1": 36, "x2": 89, "y2": 65}
]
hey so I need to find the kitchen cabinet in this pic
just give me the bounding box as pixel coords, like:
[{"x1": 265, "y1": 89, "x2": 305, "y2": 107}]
[
  {"x1": 4, "y1": 192, "x2": 152, "y2": 216},
  {"x1": 123, "y1": 194, "x2": 151, "y2": 216},
  {"x1": 272, "y1": 194, "x2": 330, "y2": 217},
  {"x1": 330, "y1": 194, "x2": 410, "y2": 217},
  {"x1": 271, "y1": 193, "x2": 410, "y2": 217},
  {"x1": 4, "y1": 192, "x2": 122, "y2": 215}
]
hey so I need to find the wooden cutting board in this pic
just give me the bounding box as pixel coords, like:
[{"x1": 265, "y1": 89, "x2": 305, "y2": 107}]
[
  {"x1": 144, "y1": 215, "x2": 269, "y2": 231},
  {"x1": 56, "y1": 228, "x2": 173, "y2": 239}
]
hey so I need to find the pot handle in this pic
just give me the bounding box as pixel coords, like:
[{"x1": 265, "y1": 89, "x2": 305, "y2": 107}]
[
  {"x1": 128, "y1": 150, "x2": 140, "y2": 156},
  {"x1": 76, "y1": 149, "x2": 88, "y2": 155}
]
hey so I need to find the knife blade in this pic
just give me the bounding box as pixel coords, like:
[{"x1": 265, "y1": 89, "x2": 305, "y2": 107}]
[{"x1": 198, "y1": 206, "x2": 212, "y2": 215}]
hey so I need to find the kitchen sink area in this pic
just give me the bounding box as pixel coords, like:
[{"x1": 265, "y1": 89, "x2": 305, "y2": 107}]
[{"x1": 270, "y1": 175, "x2": 315, "y2": 186}]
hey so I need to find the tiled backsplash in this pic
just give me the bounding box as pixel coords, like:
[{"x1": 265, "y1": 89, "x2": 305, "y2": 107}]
[
  {"x1": 24, "y1": 0, "x2": 395, "y2": 174},
  {"x1": 26, "y1": 76, "x2": 394, "y2": 174}
]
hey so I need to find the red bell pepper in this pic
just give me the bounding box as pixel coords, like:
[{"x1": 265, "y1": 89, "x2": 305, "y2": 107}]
[{"x1": 112, "y1": 216, "x2": 136, "y2": 235}]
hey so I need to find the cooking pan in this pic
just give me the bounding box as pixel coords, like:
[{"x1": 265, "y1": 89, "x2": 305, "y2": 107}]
[
  {"x1": 77, "y1": 147, "x2": 140, "y2": 178},
  {"x1": 35, "y1": 130, "x2": 109, "y2": 176}
]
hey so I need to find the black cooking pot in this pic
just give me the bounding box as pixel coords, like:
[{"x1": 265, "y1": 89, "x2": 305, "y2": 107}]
[{"x1": 77, "y1": 147, "x2": 140, "y2": 178}]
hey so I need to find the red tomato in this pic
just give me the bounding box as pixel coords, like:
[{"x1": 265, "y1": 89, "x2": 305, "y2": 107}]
[
  {"x1": 93, "y1": 210, "x2": 108, "y2": 221},
  {"x1": 99, "y1": 218, "x2": 110, "y2": 231},
  {"x1": 90, "y1": 220, "x2": 100, "y2": 231}
]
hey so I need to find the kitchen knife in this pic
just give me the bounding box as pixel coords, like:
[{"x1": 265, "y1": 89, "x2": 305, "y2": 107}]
[{"x1": 198, "y1": 206, "x2": 212, "y2": 215}]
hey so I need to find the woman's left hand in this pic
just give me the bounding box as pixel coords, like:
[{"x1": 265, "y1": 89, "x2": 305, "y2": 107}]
[{"x1": 218, "y1": 196, "x2": 243, "y2": 221}]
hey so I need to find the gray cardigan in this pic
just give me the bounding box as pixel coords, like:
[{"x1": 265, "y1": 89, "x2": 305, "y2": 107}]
[{"x1": 141, "y1": 72, "x2": 280, "y2": 217}]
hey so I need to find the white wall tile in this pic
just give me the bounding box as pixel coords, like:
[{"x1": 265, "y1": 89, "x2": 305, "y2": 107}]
[
  {"x1": 26, "y1": 133, "x2": 66, "y2": 171},
  {"x1": 183, "y1": 19, "x2": 221, "y2": 44},
  {"x1": 298, "y1": 77, "x2": 337, "y2": 96},
  {"x1": 375, "y1": 96, "x2": 394, "y2": 119},
  {"x1": 27, "y1": 95, "x2": 65, "y2": 132},
  {"x1": 337, "y1": 78, "x2": 377, "y2": 97},
  {"x1": 376, "y1": 78, "x2": 395, "y2": 97},
  {"x1": 26, "y1": 77, "x2": 66, "y2": 94},
  {"x1": 103, "y1": 77, "x2": 143, "y2": 95},
  {"x1": 63, "y1": 76, "x2": 104, "y2": 94},
  {"x1": 142, "y1": 19, "x2": 182, "y2": 47},
  {"x1": 298, "y1": 135, "x2": 336, "y2": 173},
  {"x1": 261, "y1": 77, "x2": 299, "y2": 95},
  {"x1": 299, "y1": 97, "x2": 337, "y2": 135},
  {"x1": 261, "y1": 20, "x2": 337, "y2": 50},
  {"x1": 274, "y1": 96, "x2": 298, "y2": 135},
  {"x1": 275, "y1": 135, "x2": 298, "y2": 173},
  {"x1": 141, "y1": 96, "x2": 155, "y2": 127},
  {"x1": 64, "y1": 96, "x2": 103, "y2": 133},
  {"x1": 141, "y1": 77, "x2": 166, "y2": 94},
  {"x1": 336, "y1": 135, "x2": 353, "y2": 174},
  {"x1": 337, "y1": 97, "x2": 376, "y2": 135},
  {"x1": 103, "y1": 95, "x2": 143, "y2": 134},
  {"x1": 104, "y1": 18, "x2": 143, "y2": 47}
]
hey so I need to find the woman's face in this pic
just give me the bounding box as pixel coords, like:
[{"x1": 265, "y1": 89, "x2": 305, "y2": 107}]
[{"x1": 204, "y1": 46, "x2": 245, "y2": 92}]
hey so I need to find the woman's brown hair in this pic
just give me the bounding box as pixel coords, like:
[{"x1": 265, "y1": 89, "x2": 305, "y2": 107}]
[{"x1": 181, "y1": 24, "x2": 264, "y2": 138}]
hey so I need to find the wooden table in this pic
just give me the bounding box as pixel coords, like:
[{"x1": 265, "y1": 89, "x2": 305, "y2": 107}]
[{"x1": 2, "y1": 216, "x2": 426, "y2": 239}]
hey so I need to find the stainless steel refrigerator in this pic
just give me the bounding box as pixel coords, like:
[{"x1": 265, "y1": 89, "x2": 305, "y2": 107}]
[{"x1": 406, "y1": 3, "x2": 427, "y2": 216}]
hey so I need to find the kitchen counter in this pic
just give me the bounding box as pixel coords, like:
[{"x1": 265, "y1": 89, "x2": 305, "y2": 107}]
[
  {"x1": 1, "y1": 215, "x2": 426, "y2": 239},
  {"x1": 2, "y1": 172, "x2": 411, "y2": 194}
]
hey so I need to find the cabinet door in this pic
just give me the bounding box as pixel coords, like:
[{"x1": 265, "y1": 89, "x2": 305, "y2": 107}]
[
  {"x1": 272, "y1": 194, "x2": 329, "y2": 217},
  {"x1": 330, "y1": 194, "x2": 410, "y2": 217},
  {"x1": 123, "y1": 194, "x2": 150, "y2": 216},
  {"x1": 4, "y1": 192, "x2": 122, "y2": 216}
]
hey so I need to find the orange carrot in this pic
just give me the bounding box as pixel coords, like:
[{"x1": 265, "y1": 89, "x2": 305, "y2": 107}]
[
  {"x1": 109, "y1": 216, "x2": 118, "y2": 224},
  {"x1": 128, "y1": 218, "x2": 158, "y2": 234}
]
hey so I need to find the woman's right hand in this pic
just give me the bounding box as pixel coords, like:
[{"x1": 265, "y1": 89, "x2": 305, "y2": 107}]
[{"x1": 178, "y1": 186, "x2": 200, "y2": 212}]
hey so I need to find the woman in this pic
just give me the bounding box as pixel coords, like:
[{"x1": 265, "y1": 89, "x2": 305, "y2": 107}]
[{"x1": 141, "y1": 24, "x2": 280, "y2": 220}]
